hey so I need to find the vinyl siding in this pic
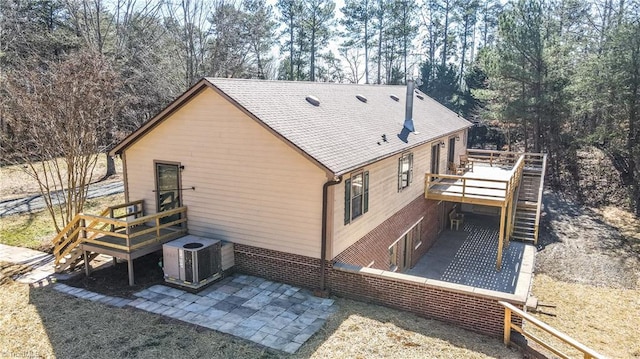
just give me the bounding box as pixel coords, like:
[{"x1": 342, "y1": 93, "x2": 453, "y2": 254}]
[
  {"x1": 124, "y1": 87, "x2": 328, "y2": 258},
  {"x1": 331, "y1": 129, "x2": 468, "y2": 259}
]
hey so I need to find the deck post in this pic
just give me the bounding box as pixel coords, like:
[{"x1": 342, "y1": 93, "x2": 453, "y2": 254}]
[
  {"x1": 505, "y1": 196, "x2": 513, "y2": 245},
  {"x1": 84, "y1": 250, "x2": 91, "y2": 276},
  {"x1": 127, "y1": 259, "x2": 134, "y2": 286},
  {"x1": 125, "y1": 223, "x2": 131, "y2": 249},
  {"x1": 109, "y1": 207, "x2": 115, "y2": 232},
  {"x1": 503, "y1": 306, "x2": 512, "y2": 345},
  {"x1": 156, "y1": 217, "x2": 161, "y2": 239},
  {"x1": 497, "y1": 205, "x2": 506, "y2": 270}
]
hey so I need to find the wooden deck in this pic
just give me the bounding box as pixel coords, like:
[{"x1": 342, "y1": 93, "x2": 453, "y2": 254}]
[
  {"x1": 425, "y1": 164, "x2": 513, "y2": 206},
  {"x1": 80, "y1": 226, "x2": 183, "y2": 260},
  {"x1": 425, "y1": 150, "x2": 546, "y2": 270},
  {"x1": 52, "y1": 200, "x2": 188, "y2": 285}
]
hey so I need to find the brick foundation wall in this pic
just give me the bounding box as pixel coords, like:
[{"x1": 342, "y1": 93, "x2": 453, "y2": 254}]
[
  {"x1": 328, "y1": 263, "x2": 524, "y2": 337},
  {"x1": 232, "y1": 242, "x2": 523, "y2": 338},
  {"x1": 233, "y1": 244, "x2": 323, "y2": 289},
  {"x1": 334, "y1": 196, "x2": 453, "y2": 271}
]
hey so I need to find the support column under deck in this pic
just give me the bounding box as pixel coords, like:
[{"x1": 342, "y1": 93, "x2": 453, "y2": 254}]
[{"x1": 496, "y1": 205, "x2": 506, "y2": 270}]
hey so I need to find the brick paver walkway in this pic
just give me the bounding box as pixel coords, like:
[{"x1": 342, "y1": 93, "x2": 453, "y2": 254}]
[{"x1": 54, "y1": 274, "x2": 336, "y2": 354}]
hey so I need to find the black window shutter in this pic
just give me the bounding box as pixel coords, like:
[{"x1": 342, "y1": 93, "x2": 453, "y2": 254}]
[
  {"x1": 344, "y1": 178, "x2": 351, "y2": 225},
  {"x1": 363, "y1": 171, "x2": 369, "y2": 213},
  {"x1": 409, "y1": 153, "x2": 414, "y2": 183}
]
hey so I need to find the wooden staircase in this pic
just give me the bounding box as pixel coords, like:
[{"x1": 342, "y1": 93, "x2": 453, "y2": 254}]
[
  {"x1": 511, "y1": 155, "x2": 547, "y2": 244},
  {"x1": 52, "y1": 207, "x2": 110, "y2": 273},
  {"x1": 52, "y1": 200, "x2": 145, "y2": 273}
]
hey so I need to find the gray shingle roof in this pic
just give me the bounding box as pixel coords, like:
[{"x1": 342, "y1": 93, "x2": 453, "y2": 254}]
[{"x1": 207, "y1": 78, "x2": 472, "y2": 176}]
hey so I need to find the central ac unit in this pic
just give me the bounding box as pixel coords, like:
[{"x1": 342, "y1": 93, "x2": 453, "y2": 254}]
[{"x1": 162, "y1": 235, "x2": 233, "y2": 290}]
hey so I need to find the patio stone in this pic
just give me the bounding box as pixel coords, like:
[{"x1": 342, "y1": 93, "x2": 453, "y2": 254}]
[
  {"x1": 183, "y1": 302, "x2": 209, "y2": 313},
  {"x1": 127, "y1": 298, "x2": 145, "y2": 307},
  {"x1": 206, "y1": 291, "x2": 230, "y2": 301},
  {"x1": 230, "y1": 306, "x2": 257, "y2": 318},
  {"x1": 249, "y1": 330, "x2": 268, "y2": 343},
  {"x1": 279, "y1": 310, "x2": 299, "y2": 321},
  {"x1": 234, "y1": 287, "x2": 261, "y2": 299},
  {"x1": 181, "y1": 312, "x2": 199, "y2": 323},
  {"x1": 88, "y1": 293, "x2": 106, "y2": 302},
  {"x1": 260, "y1": 334, "x2": 287, "y2": 351},
  {"x1": 111, "y1": 298, "x2": 132, "y2": 308},
  {"x1": 225, "y1": 295, "x2": 248, "y2": 306},
  {"x1": 173, "y1": 300, "x2": 194, "y2": 310},
  {"x1": 204, "y1": 308, "x2": 228, "y2": 320},
  {"x1": 220, "y1": 312, "x2": 244, "y2": 325},
  {"x1": 274, "y1": 330, "x2": 297, "y2": 341},
  {"x1": 261, "y1": 304, "x2": 286, "y2": 317},
  {"x1": 217, "y1": 321, "x2": 237, "y2": 334},
  {"x1": 282, "y1": 342, "x2": 303, "y2": 354},
  {"x1": 136, "y1": 300, "x2": 153, "y2": 310},
  {"x1": 232, "y1": 325, "x2": 258, "y2": 340},
  {"x1": 270, "y1": 298, "x2": 293, "y2": 309},
  {"x1": 257, "y1": 280, "x2": 274, "y2": 290},
  {"x1": 148, "y1": 284, "x2": 186, "y2": 298},
  {"x1": 218, "y1": 284, "x2": 240, "y2": 294},
  {"x1": 167, "y1": 309, "x2": 188, "y2": 320},
  {"x1": 177, "y1": 292, "x2": 201, "y2": 303},
  {"x1": 292, "y1": 332, "x2": 313, "y2": 344},
  {"x1": 213, "y1": 300, "x2": 237, "y2": 312},
  {"x1": 195, "y1": 296, "x2": 219, "y2": 307},
  {"x1": 289, "y1": 303, "x2": 308, "y2": 315},
  {"x1": 239, "y1": 318, "x2": 266, "y2": 331}
]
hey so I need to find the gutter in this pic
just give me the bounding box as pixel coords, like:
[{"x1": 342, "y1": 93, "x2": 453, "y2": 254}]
[{"x1": 319, "y1": 175, "x2": 342, "y2": 296}]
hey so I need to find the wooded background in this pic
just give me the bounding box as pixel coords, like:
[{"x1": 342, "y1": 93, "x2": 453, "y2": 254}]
[{"x1": 1, "y1": 0, "x2": 639, "y2": 214}]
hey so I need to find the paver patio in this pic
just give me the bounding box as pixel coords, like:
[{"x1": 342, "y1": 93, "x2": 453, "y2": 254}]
[{"x1": 54, "y1": 274, "x2": 337, "y2": 354}]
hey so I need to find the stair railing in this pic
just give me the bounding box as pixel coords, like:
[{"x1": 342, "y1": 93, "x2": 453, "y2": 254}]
[
  {"x1": 500, "y1": 301, "x2": 603, "y2": 359},
  {"x1": 532, "y1": 154, "x2": 547, "y2": 244}
]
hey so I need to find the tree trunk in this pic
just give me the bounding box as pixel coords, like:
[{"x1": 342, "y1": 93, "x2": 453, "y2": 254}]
[
  {"x1": 105, "y1": 153, "x2": 116, "y2": 177},
  {"x1": 364, "y1": 0, "x2": 370, "y2": 84}
]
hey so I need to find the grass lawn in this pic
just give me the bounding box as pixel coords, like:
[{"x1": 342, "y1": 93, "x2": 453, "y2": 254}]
[
  {"x1": 0, "y1": 272, "x2": 520, "y2": 359},
  {"x1": 0, "y1": 193, "x2": 124, "y2": 251},
  {"x1": 530, "y1": 274, "x2": 640, "y2": 359},
  {"x1": 0, "y1": 155, "x2": 123, "y2": 201}
]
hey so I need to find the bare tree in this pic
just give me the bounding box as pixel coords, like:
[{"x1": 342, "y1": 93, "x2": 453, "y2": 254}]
[{"x1": 2, "y1": 51, "x2": 120, "y2": 233}]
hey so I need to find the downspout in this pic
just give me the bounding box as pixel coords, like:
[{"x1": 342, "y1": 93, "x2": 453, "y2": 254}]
[{"x1": 319, "y1": 176, "x2": 342, "y2": 295}]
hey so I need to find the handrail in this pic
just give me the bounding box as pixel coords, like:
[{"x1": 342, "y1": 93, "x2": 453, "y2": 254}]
[
  {"x1": 78, "y1": 206, "x2": 188, "y2": 253},
  {"x1": 532, "y1": 154, "x2": 547, "y2": 244},
  {"x1": 52, "y1": 206, "x2": 112, "y2": 266},
  {"x1": 499, "y1": 301, "x2": 603, "y2": 359},
  {"x1": 425, "y1": 153, "x2": 526, "y2": 205},
  {"x1": 467, "y1": 149, "x2": 545, "y2": 168}
]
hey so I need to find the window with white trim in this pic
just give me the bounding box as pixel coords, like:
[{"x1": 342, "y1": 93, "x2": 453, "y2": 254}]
[{"x1": 397, "y1": 153, "x2": 413, "y2": 191}]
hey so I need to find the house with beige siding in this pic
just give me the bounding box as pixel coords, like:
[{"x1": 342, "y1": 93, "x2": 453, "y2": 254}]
[
  {"x1": 107, "y1": 78, "x2": 471, "y2": 289},
  {"x1": 54, "y1": 77, "x2": 545, "y2": 337}
]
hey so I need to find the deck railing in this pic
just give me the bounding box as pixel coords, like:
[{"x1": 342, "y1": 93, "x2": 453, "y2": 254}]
[
  {"x1": 80, "y1": 206, "x2": 187, "y2": 252},
  {"x1": 53, "y1": 200, "x2": 187, "y2": 270},
  {"x1": 425, "y1": 153, "x2": 525, "y2": 206},
  {"x1": 533, "y1": 154, "x2": 548, "y2": 243},
  {"x1": 467, "y1": 149, "x2": 545, "y2": 170},
  {"x1": 499, "y1": 301, "x2": 603, "y2": 359},
  {"x1": 53, "y1": 200, "x2": 146, "y2": 268}
]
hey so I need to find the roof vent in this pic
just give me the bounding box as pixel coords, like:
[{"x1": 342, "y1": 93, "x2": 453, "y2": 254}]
[
  {"x1": 305, "y1": 95, "x2": 320, "y2": 106},
  {"x1": 356, "y1": 94, "x2": 367, "y2": 103},
  {"x1": 417, "y1": 94, "x2": 425, "y2": 100},
  {"x1": 390, "y1": 94, "x2": 400, "y2": 102}
]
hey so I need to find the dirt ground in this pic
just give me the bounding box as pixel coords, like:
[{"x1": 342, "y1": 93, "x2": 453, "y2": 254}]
[{"x1": 537, "y1": 190, "x2": 640, "y2": 289}]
